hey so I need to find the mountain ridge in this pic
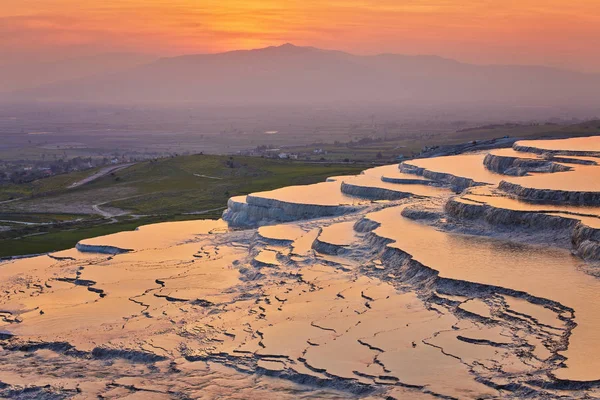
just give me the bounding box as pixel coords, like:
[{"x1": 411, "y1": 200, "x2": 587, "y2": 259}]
[
  {"x1": 4, "y1": 43, "x2": 600, "y2": 107},
  {"x1": 0, "y1": 52, "x2": 157, "y2": 93}
]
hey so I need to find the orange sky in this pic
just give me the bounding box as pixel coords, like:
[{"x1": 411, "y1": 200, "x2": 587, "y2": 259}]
[{"x1": 1, "y1": 0, "x2": 600, "y2": 71}]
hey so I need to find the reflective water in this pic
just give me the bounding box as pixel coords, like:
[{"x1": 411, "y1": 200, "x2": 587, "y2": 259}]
[
  {"x1": 361, "y1": 164, "x2": 432, "y2": 183},
  {"x1": 404, "y1": 154, "x2": 505, "y2": 185},
  {"x1": 78, "y1": 219, "x2": 227, "y2": 252},
  {"x1": 503, "y1": 164, "x2": 600, "y2": 192},
  {"x1": 489, "y1": 148, "x2": 542, "y2": 159},
  {"x1": 342, "y1": 174, "x2": 449, "y2": 197},
  {"x1": 515, "y1": 136, "x2": 600, "y2": 153},
  {"x1": 2, "y1": 139, "x2": 600, "y2": 396},
  {"x1": 368, "y1": 205, "x2": 600, "y2": 381},
  {"x1": 258, "y1": 224, "x2": 306, "y2": 242},
  {"x1": 252, "y1": 181, "x2": 365, "y2": 206},
  {"x1": 318, "y1": 221, "x2": 358, "y2": 246},
  {"x1": 460, "y1": 193, "x2": 600, "y2": 226}
]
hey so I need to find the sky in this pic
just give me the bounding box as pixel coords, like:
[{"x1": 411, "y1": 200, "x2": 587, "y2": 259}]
[{"x1": 1, "y1": 0, "x2": 600, "y2": 72}]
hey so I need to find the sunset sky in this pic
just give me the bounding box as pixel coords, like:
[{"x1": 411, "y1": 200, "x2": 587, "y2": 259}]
[{"x1": 2, "y1": 0, "x2": 600, "y2": 72}]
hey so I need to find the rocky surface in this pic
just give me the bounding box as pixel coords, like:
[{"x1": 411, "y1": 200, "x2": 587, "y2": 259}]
[
  {"x1": 483, "y1": 152, "x2": 571, "y2": 176},
  {"x1": 380, "y1": 175, "x2": 433, "y2": 185},
  {"x1": 445, "y1": 196, "x2": 579, "y2": 232},
  {"x1": 513, "y1": 136, "x2": 600, "y2": 157},
  {"x1": 400, "y1": 154, "x2": 503, "y2": 192},
  {"x1": 340, "y1": 182, "x2": 414, "y2": 201},
  {"x1": 444, "y1": 196, "x2": 600, "y2": 261},
  {"x1": 498, "y1": 180, "x2": 600, "y2": 206},
  {"x1": 572, "y1": 223, "x2": 600, "y2": 261},
  {"x1": 399, "y1": 162, "x2": 486, "y2": 192},
  {"x1": 1, "y1": 135, "x2": 599, "y2": 399},
  {"x1": 223, "y1": 194, "x2": 364, "y2": 227}
]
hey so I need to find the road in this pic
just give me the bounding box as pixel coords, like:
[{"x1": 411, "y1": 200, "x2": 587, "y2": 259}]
[
  {"x1": 193, "y1": 173, "x2": 223, "y2": 180},
  {"x1": 0, "y1": 197, "x2": 23, "y2": 205},
  {"x1": 68, "y1": 163, "x2": 135, "y2": 189},
  {"x1": 91, "y1": 204, "x2": 115, "y2": 219}
]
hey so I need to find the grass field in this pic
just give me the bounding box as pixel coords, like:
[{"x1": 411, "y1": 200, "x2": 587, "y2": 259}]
[{"x1": 0, "y1": 155, "x2": 367, "y2": 257}]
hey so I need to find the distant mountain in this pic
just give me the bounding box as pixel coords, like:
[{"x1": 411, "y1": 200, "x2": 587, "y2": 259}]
[
  {"x1": 6, "y1": 44, "x2": 600, "y2": 107},
  {"x1": 0, "y1": 53, "x2": 157, "y2": 93}
]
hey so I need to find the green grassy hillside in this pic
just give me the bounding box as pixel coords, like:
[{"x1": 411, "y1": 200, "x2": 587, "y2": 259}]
[{"x1": 0, "y1": 155, "x2": 367, "y2": 257}]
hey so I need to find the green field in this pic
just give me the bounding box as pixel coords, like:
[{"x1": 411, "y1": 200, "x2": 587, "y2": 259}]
[{"x1": 0, "y1": 155, "x2": 367, "y2": 257}]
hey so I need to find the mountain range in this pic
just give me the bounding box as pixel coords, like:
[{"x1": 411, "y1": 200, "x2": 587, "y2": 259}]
[
  {"x1": 0, "y1": 53, "x2": 156, "y2": 93},
  {"x1": 3, "y1": 44, "x2": 600, "y2": 107}
]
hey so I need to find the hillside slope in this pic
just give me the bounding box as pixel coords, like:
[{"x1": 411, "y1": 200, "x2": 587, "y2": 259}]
[{"x1": 0, "y1": 155, "x2": 366, "y2": 257}]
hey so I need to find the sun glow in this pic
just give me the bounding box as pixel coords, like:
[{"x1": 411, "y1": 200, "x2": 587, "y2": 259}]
[{"x1": 1, "y1": 0, "x2": 599, "y2": 71}]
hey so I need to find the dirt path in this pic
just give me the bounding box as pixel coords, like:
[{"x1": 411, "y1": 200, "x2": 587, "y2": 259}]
[
  {"x1": 91, "y1": 204, "x2": 115, "y2": 219},
  {"x1": 0, "y1": 219, "x2": 52, "y2": 226},
  {"x1": 0, "y1": 198, "x2": 23, "y2": 205},
  {"x1": 91, "y1": 192, "x2": 155, "y2": 219},
  {"x1": 68, "y1": 163, "x2": 135, "y2": 189},
  {"x1": 183, "y1": 206, "x2": 227, "y2": 215},
  {"x1": 193, "y1": 173, "x2": 223, "y2": 180}
]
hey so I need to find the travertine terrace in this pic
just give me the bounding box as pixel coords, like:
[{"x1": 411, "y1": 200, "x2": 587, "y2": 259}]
[{"x1": 1, "y1": 136, "x2": 600, "y2": 399}]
